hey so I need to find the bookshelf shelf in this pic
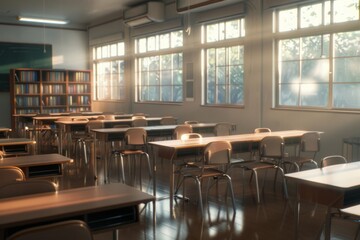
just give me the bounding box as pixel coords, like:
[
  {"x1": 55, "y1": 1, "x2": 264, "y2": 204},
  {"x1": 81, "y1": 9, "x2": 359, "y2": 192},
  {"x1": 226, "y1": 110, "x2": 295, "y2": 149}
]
[{"x1": 10, "y1": 68, "x2": 92, "y2": 128}]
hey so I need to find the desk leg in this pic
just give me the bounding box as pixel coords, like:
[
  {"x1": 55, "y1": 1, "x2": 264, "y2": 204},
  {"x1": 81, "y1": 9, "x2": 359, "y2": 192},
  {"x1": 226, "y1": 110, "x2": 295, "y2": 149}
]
[
  {"x1": 324, "y1": 207, "x2": 332, "y2": 240},
  {"x1": 295, "y1": 190, "x2": 300, "y2": 240}
]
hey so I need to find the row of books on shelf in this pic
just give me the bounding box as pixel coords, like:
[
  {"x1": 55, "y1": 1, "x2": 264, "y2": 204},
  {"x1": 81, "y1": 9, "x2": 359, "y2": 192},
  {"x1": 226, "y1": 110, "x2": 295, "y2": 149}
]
[
  {"x1": 42, "y1": 72, "x2": 65, "y2": 82},
  {"x1": 42, "y1": 96, "x2": 66, "y2": 106},
  {"x1": 14, "y1": 70, "x2": 90, "y2": 83},
  {"x1": 69, "y1": 72, "x2": 90, "y2": 82},
  {"x1": 42, "y1": 85, "x2": 66, "y2": 94},
  {"x1": 16, "y1": 95, "x2": 91, "y2": 107},
  {"x1": 15, "y1": 71, "x2": 39, "y2": 82},
  {"x1": 68, "y1": 96, "x2": 90, "y2": 105},
  {"x1": 68, "y1": 84, "x2": 90, "y2": 94},
  {"x1": 15, "y1": 96, "x2": 40, "y2": 107},
  {"x1": 15, "y1": 84, "x2": 39, "y2": 94}
]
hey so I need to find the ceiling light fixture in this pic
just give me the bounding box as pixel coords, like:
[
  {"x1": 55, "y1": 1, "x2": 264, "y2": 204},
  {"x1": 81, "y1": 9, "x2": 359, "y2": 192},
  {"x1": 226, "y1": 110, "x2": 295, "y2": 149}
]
[{"x1": 18, "y1": 16, "x2": 68, "y2": 25}]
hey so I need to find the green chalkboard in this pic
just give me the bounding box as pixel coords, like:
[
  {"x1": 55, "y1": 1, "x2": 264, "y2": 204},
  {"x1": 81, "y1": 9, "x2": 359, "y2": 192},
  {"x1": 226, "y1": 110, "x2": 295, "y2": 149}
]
[{"x1": 0, "y1": 42, "x2": 52, "y2": 92}]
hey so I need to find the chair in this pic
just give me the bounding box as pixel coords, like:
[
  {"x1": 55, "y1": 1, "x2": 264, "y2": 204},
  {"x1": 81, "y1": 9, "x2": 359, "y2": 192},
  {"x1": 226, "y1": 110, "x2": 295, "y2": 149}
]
[
  {"x1": 176, "y1": 141, "x2": 236, "y2": 215},
  {"x1": 112, "y1": 128, "x2": 152, "y2": 189},
  {"x1": 132, "y1": 117, "x2": 147, "y2": 127},
  {"x1": 213, "y1": 122, "x2": 233, "y2": 136},
  {"x1": 0, "y1": 166, "x2": 25, "y2": 188},
  {"x1": 103, "y1": 114, "x2": 116, "y2": 120},
  {"x1": 0, "y1": 179, "x2": 56, "y2": 199},
  {"x1": 173, "y1": 124, "x2": 193, "y2": 140},
  {"x1": 234, "y1": 136, "x2": 288, "y2": 203},
  {"x1": 320, "y1": 155, "x2": 347, "y2": 168},
  {"x1": 251, "y1": 128, "x2": 271, "y2": 159},
  {"x1": 254, "y1": 128, "x2": 271, "y2": 133},
  {"x1": 7, "y1": 220, "x2": 93, "y2": 240},
  {"x1": 283, "y1": 131, "x2": 320, "y2": 171},
  {"x1": 76, "y1": 120, "x2": 104, "y2": 166},
  {"x1": 160, "y1": 116, "x2": 177, "y2": 125},
  {"x1": 184, "y1": 120, "x2": 199, "y2": 125}
]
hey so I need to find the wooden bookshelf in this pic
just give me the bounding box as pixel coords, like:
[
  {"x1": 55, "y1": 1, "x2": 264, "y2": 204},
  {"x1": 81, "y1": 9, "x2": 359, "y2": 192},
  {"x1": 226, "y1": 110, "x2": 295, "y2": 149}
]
[{"x1": 10, "y1": 68, "x2": 92, "y2": 128}]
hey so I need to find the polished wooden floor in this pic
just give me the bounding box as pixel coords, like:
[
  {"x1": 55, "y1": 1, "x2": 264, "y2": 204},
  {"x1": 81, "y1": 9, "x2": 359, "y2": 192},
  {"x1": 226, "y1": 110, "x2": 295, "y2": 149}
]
[{"x1": 56, "y1": 150, "x2": 359, "y2": 240}]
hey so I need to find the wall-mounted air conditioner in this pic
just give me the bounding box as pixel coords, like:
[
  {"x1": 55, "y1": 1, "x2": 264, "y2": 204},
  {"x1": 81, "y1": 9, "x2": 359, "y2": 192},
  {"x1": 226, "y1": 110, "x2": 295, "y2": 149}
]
[
  {"x1": 177, "y1": 0, "x2": 239, "y2": 13},
  {"x1": 124, "y1": 1, "x2": 165, "y2": 27}
]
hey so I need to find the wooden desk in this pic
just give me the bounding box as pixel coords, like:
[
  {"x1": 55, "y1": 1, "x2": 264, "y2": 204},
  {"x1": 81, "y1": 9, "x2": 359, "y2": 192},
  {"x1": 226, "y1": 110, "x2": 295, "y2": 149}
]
[
  {"x1": 0, "y1": 138, "x2": 35, "y2": 159},
  {"x1": 285, "y1": 162, "x2": 360, "y2": 240},
  {"x1": 0, "y1": 154, "x2": 72, "y2": 178},
  {"x1": 0, "y1": 183, "x2": 155, "y2": 240},
  {"x1": 149, "y1": 130, "x2": 313, "y2": 213},
  {"x1": 91, "y1": 123, "x2": 220, "y2": 184},
  {"x1": 0, "y1": 128, "x2": 11, "y2": 138}
]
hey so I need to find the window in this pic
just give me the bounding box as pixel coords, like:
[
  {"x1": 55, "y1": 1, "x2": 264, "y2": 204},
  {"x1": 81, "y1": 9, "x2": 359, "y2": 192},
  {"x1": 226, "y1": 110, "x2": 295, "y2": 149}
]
[
  {"x1": 92, "y1": 42, "x2": 125, "y2": 101},
  {"x1": 202, "y1": 18, "x2": 245, "y2": 106},
  {"x1": 276, "y1": 0, "x2": 360, "y2": 110},
  {"x1": 135, "y1": 30, "x2": 183, "y2": 102}
]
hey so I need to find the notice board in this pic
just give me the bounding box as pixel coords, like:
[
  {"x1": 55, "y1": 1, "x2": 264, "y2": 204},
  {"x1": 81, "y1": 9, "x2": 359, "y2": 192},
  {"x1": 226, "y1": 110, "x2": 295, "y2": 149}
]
[{"x1": 0, "y1": 42, "x2": 52, "y2": 91}]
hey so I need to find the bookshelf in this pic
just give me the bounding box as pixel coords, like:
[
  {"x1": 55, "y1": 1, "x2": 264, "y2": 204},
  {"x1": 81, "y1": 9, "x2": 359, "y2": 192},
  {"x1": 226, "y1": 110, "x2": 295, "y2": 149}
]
[{"x1": 10, "y1": 68, "x2": 92, "y2": 126}]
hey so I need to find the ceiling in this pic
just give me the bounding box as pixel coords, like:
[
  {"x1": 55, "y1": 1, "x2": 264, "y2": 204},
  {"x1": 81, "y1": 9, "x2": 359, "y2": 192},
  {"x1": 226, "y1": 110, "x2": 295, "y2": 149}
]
[{"x1": 0, "y1": 0, "x2": 154, "y2": 29}]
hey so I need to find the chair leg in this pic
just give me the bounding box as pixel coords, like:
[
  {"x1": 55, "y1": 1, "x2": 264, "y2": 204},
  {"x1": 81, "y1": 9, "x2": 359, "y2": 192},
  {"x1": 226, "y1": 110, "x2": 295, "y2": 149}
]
[
  {"x1": 275, "y1": 166, "x2": 288, "y2": 199},
  {"x1": 195, "y1": 177, "x2": 204, "y2": 216},
  {"x1": 225, "y1": 174, "x2": 236, "y2": 213},
  {"x1": 253, "y1": 170, "x2": 261, "y2": 203}
]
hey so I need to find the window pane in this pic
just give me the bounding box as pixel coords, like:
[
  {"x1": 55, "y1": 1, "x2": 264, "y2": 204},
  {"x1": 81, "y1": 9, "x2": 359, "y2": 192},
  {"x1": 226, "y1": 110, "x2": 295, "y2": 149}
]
[
  {"x1": 302, "y1": 35, "x2": 329, "y2": 59},
  {"x1": 280, "y1": 39, "x2": 300, "y2": 61},
  {"x1": 110, "y1": 44, "x2": 117, "y2": 57},
  {"x1": 279, "y1": 8, "x2": 297, "y2": 32},
  {"x1": 207, "y1": 23, "x2": 219, "y2": 42},
  {"x1": 301, "y1": 59, "x2": 329, "y2": 83},
  {"x1": 160, "y1": 33, "x2": 170, "y2": 49},
  {"x1": 102, "y1": 46, "x2": 108, "y2": 58},
  {"x1": 334, "y1": 31, "x2": 360, "y2": 57},
  {"x1": 280, "y1": 61, "x2": 300, "y2": 83},
  {"x1": 226, "y1": 19, "x2": 240, "y2": 39},
  {"x1": 138, "y1": 38, "x2": 147, "y2": 53},
  {"x1": 334, "y1": 57, "x2": 360, "y2": 83},
  {"x1": 279, "y1": 84, "x2": 299, "y2": 106},
  {"x1": 300, "y1": 3, "x2": 323, "y2": 28},
  {"x1": 171, "y1": 31, "x2": 183, "y2": 48},
  {"x1": 333, "y1": 0, "x2": 359, "y2": 23},
  {"x1": 118, "y1": 42, "x2": 124, "y2": 56},
  {"x1": 300, "y1": 83, "x2": 328, "y2": 107},
  {"x1": 333, "y1": 84, "x2": 360, "y2": 108}
]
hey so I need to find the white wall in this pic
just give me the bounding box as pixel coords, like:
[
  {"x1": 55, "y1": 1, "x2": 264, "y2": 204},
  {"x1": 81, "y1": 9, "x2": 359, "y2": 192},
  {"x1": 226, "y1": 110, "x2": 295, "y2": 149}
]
[{"x1": 0, "y1": 24, "x2": 88, "y2": 128}]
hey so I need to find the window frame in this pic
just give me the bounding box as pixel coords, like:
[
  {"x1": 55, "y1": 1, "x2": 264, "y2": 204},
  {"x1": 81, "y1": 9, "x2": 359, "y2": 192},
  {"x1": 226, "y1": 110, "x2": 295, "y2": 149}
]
[
  {"x1": 201, "y1": 17, "x2": 246, "y2": 107},
  {"x1": 274, "y1": 0, "x2": 360, "y2": 111},
  {"x1": 92, "y1": 41, "x2": 126, "y2": 102},
  {"x1": 134, "y1": 29, "x2": 184, "y2": 104}
]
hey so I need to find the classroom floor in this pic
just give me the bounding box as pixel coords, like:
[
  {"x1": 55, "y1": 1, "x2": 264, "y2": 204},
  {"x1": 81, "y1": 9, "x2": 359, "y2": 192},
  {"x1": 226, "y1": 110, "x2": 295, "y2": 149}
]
[{"x1": 56, "y1": 151, "x2": 359, "y2": 240}]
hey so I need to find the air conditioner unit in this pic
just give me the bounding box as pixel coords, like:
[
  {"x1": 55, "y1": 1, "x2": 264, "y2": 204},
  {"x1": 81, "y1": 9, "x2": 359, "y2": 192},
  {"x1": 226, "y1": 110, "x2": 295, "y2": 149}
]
[
  {"x1": 177, "y1": 0, "x2": 239, "y2": 13},
  {"x1": 124, "y1": 1, "x2": 165, "y2": 27}
]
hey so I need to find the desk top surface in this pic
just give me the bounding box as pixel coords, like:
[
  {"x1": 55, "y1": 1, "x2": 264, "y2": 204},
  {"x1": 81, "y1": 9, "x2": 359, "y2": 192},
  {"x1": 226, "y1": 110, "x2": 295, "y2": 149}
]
[
  {"x1": 0, "y1": 128, "x2": 11, "y2": 132},
  {"x1": 55, "y1": 117, "x2": 163, "y2": 125},
  {"x1": 0, "y1": 183, "x2": 154, "y2": 228},
  {"x1": 148, "y1": 130, "x2": 312, "y2": 149},
  {"x1": 0, "y1": 138, "x2": 36, "y2": 146},
  {"x1": 285, "y1": 161, "x2": 360, "y2": 190},
  {"x1": 0, "y1": 153, "x2": 73, "y2": 167},
  {"x1": 91, "y1": 123, "x2": 217, "y2": 134}
]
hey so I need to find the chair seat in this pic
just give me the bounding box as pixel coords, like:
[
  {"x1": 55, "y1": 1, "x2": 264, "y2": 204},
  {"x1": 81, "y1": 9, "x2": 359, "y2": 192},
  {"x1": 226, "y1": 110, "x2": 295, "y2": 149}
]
[
  {"x1": 120, "y1": 149, "x2": 146, "y2": 155},
  {"x1": 180, "y1": 167, "x2": 225, "y2": 178}
]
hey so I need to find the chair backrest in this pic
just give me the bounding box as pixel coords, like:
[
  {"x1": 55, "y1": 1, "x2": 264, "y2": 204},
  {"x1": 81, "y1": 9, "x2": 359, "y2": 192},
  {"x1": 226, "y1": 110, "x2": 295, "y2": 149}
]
[
  {"x1": 0, "y1": 166, "x2": 25, "y2": 188},
  {"x1": 173, "y1": 124, "x2": 193, "y2": 140},
  {"x1": 0, "y1": 180, "x2": 57, "y2": 199},
  {"x1": 254, "y1": 128, "x2": 271, "y2": 133},
  {"x1": 203, "y1": 141, "x2": 232, "y2": 165},
  {"x1": 124, "y1": 128, "x2": 147, "y2": 146},
  {"x1": 260, "y1": 136, "x2": 284, "y2": 159},
  {"x1": 321, "y1": 155, "x2": 347, "y2": 168},
  {"x1": 132, "y1": 118, "x2": 148, "y2": 127},
  {"x1": 96, "y1": 115, "x2": 106, "y2": 120},
  {"x1": 300, "y1": 131, "x2": 320, "y2": 153},
  {"x1": 86, "y1": 120, "x2": 104, "y2": 135},
  {"x1": 180, "y1": 133, "x2": 202, "y2": 140},
  {"x1": 184, "y1": 120, "x2": 199, "y2": 125},
  {"x1": 73, "y1": 118, "x2": 89, "y2": 122},
  {"x1": 214, "y1": 123, "x2": 233, "y2": 136},
  {"x1": 160, "y1": 116, "x2": 177, "y2": 125},
  {"x1": 104, "y1": 115, "x2": 115, "y2": 120},
  {"x1": 7, "y1": 220, "x2": 93, "y2": 240}
]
